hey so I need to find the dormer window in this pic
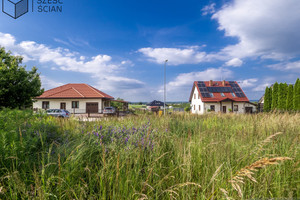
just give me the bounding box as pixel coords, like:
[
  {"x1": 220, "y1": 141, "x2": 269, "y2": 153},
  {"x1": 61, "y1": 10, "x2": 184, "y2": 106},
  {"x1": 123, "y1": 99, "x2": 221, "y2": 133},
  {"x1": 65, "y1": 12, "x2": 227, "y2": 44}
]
[
  {"x1": 231, "y1": 93, "x2": 236, "y2": 97},
  {"x1": 209, "y1": 93, "x2": 214, "y2": 97},
  {"x1": 221, "y1": 93, "x2": 225, "y2": 97}
]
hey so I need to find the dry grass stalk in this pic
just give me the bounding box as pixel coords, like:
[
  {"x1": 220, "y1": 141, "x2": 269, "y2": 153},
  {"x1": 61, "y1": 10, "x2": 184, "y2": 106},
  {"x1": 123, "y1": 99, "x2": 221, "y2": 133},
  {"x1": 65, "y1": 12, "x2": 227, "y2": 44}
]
[
  {"x1": 220, "y1": 188, "x2": 232, "y2": 200},
  {"x1": 229, "y1": 157, "x2": 292, "y2": 198},
  {"x1": 254, "y1": 132, "x2": 283, "y2": 154},
  {"x1": 162, "y1": 182, "x2": 201, "y2": 199}
]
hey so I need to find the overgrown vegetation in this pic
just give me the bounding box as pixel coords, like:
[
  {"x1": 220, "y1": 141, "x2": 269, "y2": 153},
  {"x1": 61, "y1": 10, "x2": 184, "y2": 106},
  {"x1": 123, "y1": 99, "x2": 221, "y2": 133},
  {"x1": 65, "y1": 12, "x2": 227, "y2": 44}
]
[{"x1": 0, "y1": 109, "x2": 299, "y2": 199}]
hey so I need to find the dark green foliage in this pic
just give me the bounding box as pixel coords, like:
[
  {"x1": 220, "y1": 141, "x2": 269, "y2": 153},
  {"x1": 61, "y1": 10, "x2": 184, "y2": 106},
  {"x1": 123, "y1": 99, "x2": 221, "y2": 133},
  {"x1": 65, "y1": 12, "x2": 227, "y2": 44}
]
[
  {"x1": 286, "y1": 84, "x2": 294, "y2": 110},
  {"x1": 0, "y1": 47, "x2": 43, "y2": 109},
  {"x1": 263, "y1": 87, "x2": 271, "y2": 112},
  {"x1": 294, "y1": 78, "x2": 300, "y2": 110},
  {"x1": 184, "y1": 106, "x2": 191, "y2": 112},
  {"x1": 111, "y1": 97, "x2": 125, "y2": 110},
  {"x1": 271, "y1": 82, "x2": 279, "y2": 110},
  {"x1": 278, "y1": 83, "x2": 288, "y2": 110}
]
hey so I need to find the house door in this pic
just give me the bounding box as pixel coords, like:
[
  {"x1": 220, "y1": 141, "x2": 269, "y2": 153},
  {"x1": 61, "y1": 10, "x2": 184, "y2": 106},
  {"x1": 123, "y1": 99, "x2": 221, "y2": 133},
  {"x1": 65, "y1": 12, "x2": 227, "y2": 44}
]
[
  {"x1": 245, "y1": 107, "x2": 253, "y2": 113},
  {"x1": 86, "y1": 102, "x2": 98, "y2": 113},
  {"x1": 222, "y1": 106, "x2": 226, "y2": 113},
  {"x1": 60, "y1": 103, "x2": 66, "y2": 110}
]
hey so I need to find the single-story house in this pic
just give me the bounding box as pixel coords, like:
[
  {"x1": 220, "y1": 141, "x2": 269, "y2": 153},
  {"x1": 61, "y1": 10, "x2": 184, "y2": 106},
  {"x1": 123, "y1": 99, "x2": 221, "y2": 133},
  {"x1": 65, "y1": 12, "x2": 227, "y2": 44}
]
[
  {"x1": 146, "y1": 100, "x2": 167, "y2": 110},
  {"x1": 33, "y1": 83, "x2": 115, "y2": 114},
  {"x1": 189, "y1": 80, "x2": 257, "y2": 114}
]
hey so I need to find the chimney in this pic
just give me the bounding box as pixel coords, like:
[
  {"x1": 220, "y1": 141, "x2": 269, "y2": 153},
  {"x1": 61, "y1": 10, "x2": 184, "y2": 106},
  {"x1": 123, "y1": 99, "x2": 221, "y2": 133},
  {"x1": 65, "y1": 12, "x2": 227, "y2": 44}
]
[
  {"x1": 209, "y1": 80, "x2": 213, "y2": 86},
  {"x1": 222, "y1": 80, "x2": 226, "y2": 86}
]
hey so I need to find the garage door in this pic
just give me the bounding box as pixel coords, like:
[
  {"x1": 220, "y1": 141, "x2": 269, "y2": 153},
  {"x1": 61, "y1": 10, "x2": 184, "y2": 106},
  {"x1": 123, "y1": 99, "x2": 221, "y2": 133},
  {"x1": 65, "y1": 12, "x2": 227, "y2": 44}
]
[{"x1": 86, "y1": 102, "x2": 98, "y2": 113}]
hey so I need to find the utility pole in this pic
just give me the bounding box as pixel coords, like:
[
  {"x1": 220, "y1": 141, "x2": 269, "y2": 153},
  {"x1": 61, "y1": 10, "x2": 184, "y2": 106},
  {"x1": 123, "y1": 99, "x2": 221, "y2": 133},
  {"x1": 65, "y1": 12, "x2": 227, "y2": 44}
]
[{"x1": 164, "y1": 59, "x2": 168, "y2": 115}]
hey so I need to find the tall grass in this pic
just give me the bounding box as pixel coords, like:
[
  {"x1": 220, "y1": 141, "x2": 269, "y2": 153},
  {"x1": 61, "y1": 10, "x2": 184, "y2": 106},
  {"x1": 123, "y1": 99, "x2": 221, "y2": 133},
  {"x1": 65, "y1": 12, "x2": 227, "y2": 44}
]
[{"x1": 0, "y1": 109, "x2": 299, "y2": 199}]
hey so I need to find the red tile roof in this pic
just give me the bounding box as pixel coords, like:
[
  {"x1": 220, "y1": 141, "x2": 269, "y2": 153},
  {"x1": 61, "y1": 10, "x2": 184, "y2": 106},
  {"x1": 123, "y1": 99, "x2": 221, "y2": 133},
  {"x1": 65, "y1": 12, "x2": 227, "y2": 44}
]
[
  {"x1": 36, "y1": 84, "x2": 114, "y2": 99},
  {"x1": 189, "y1": 81, "x2": 249, "y2": 102}
]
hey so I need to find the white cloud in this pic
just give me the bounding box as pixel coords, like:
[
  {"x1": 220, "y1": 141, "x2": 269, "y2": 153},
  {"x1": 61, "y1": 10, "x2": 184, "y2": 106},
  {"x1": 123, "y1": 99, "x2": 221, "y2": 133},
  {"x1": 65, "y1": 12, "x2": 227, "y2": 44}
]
[
  {"x1": 212, "y1": 0, "x2": 300, "y2": 60},
  {"x1": 160, "y1": 68, "x2": 233, "y2": 101},
  {"x1": 267, "y1": 60, "x2": 300, "y2": 72},
  {"x1": 138, "y1": 46, "x2": 208, "y2": 65},
  {"x1": 237, "y1": 78, "x2": 258, "y2": 88},
  {"x1": 40, "y1": 76, "x2": 64, "y2": 90},
  {"x1": 202, "y1": 3, "x2": 216, "y2": 16},
  {"x1": 0, "y1": 32, "x2": 145, "y2": 100},
  {"x1": 138, "y1": 46, "x2": 227, "y2": 66},
  {"x1": 225, "y1": 58, "x2": 243, "y2": 67},
  {"x1": 252, "y1": 77, "x2": 275, "y2": 92}
]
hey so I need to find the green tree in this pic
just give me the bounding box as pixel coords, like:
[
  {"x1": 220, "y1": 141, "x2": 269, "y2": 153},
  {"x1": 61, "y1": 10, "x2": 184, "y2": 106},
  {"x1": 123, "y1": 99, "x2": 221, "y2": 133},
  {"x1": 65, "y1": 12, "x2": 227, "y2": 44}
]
[
  {"x1": 263, "y1": 87, "x2": 271, "y2": 112},
  {"x1": 294, "y1": 78, "x2": 300, "y2": 111},
  {"x1": 278, "y1": 83, "x2": 288, "y2": 110},
  {"x1": 111, "y1": 98, "x2": 125, "y2": 110},
  {"x1": 0, "y1": 47, "x2": 43, "y2": 109},
  {"x1": 286, "y1": 84, "x2": 294, "y2": 111},
  {"x1": 271, "y1": 82, "x2": 279, "y2": 110}
]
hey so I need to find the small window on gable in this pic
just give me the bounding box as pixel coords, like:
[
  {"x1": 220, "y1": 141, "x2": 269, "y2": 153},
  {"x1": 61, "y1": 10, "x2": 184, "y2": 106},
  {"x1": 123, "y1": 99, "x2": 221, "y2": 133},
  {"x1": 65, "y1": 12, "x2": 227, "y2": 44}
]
[
  {"x1": 199, "y1": 105, "x2": 201, "y2": 111},
  {"x1": 221, "y1": 93, "x2": 225, "y2": 97},
  {"x1": 198, "y1": 93, "x2": 200, "y2": 99},
  {"x1": 194, "y1": 105, "x2": 195, "y2": 110},
  {"x1": 209, "y1": 93, "x2": 214, "y2": 97},
  {"x1": 194, "y1": 94, "x2": 196, "y2": 99},
  {"x1": 231, "y1": 93, "x2": 236, "y2": 97}
]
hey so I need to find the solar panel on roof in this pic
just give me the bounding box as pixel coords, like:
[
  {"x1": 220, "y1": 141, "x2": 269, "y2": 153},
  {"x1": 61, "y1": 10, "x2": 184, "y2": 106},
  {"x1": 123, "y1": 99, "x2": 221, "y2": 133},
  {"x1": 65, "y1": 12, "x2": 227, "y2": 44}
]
[
  {"x1": 228, "y1": 81, "x2": 246, "y2": 98},
  {"x1": 197, "y1": 81, "x2": 211, "y2": 98},
  {"x1": 207, "y1": 87, "x2": 233, "y2": 93}
]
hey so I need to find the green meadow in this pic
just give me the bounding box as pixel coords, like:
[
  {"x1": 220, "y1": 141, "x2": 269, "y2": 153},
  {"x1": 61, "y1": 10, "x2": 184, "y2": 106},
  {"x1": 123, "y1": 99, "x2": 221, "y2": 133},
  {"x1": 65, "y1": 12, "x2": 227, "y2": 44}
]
[{"x1": 0, "y1": 109, "x2": 299, "y2": 199}]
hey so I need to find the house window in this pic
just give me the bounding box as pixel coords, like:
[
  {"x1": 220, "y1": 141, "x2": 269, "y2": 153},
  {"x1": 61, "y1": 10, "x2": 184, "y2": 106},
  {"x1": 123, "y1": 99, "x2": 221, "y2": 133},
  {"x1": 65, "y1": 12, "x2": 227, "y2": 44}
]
[
  {"x1": 234, "y1": 105, "x2": 238, "y2": 112},
  {"x1": 221, "y1": 93, "x2": 225, "y2": 97},
  {"x1": 209, "y1": 93, "x2": 214, "y2": 97},
  {"x1": 198, "y1": 93, "x2": 200, "y2": 99},
  {"x1": 231, "y1": 93, "x2": 236, "y2": 97},
  {"x1": 72, "y1": 101, "x2": 79, "y2": 108},
  {"x1": 194, "y1": 94, "x2": 196, "y2": 99},
  {"x1": 42, "y1": 101, "x2": 49, "y2": 109},
  {"x1": 199, "y1": 105, "x2": 201, "y2": 111},
  {"x1": 194, "y1": 105, "x2": 195, "y2": 110},
  {"x1": 210, "y1": 105, "x2": 215, "y2": 111}
]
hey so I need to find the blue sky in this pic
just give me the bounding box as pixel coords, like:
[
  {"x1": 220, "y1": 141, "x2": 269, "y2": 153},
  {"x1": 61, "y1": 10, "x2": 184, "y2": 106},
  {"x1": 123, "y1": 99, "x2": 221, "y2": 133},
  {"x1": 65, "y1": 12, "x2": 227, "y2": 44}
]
[{"x1": 1, "y1": 0, "x2": 299, "y2": 101}]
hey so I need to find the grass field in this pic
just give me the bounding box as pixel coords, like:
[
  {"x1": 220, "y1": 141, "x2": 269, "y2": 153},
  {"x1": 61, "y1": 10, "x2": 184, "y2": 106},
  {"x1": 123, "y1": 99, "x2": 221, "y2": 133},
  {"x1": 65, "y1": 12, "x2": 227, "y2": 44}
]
[
  {"x1": 129, "y1": 104, "x2": 147, "y2": 109},
  {"x1": 0, "y1": 109, "x2": 299, "y2": 199}
]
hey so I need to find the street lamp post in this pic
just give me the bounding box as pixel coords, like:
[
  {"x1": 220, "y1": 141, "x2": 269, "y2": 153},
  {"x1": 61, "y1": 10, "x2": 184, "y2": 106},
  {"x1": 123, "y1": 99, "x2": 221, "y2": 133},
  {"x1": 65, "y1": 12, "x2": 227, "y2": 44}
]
[{"x1": 164, "y1": 59, "x2": 168, "y2": 115}]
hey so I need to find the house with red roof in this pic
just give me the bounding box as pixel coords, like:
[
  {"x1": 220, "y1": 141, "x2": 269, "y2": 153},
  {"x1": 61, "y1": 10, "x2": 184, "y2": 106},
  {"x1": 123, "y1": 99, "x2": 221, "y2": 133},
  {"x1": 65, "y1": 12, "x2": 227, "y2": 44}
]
[
  {"x1": 33, "y1": 83, "x2": 116, "y2": 114},
  {"x1": 189, "y1": 80, "x2": 256, "y2": 114}
]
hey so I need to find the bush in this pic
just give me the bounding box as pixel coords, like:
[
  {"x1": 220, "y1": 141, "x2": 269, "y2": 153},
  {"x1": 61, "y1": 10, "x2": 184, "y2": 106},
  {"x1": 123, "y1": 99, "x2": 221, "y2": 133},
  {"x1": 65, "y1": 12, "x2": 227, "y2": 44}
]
[{"x1": 184, "y1": 106, "x2": 191, "y2": 112}]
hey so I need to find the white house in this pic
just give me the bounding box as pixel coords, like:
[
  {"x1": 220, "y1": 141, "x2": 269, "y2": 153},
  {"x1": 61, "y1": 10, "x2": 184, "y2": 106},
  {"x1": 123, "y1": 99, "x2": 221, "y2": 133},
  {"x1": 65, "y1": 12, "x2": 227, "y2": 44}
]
[
  {"x1": 189, "y1": 80, "x2": 256, "y2": 114},
  {"x1": 33, "y1": 83, "x2": 114, "y2": 114}
]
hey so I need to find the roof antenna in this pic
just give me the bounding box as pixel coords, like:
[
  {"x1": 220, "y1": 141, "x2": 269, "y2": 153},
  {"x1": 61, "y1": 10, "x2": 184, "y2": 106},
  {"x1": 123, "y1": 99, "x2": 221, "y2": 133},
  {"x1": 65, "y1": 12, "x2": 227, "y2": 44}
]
[{"x1": 220, "y1": 67, "x2": 223, "y2": 81}]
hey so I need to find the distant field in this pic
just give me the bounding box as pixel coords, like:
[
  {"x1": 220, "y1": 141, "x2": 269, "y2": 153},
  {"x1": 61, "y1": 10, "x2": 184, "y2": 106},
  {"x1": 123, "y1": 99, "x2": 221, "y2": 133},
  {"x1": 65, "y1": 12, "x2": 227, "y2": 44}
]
[
  {"x1": 129, "y1": 104, "x2": 147, "y2": 109},
  {"x1": 0, "y1": 110, "x2": 299, "y2": 199}
]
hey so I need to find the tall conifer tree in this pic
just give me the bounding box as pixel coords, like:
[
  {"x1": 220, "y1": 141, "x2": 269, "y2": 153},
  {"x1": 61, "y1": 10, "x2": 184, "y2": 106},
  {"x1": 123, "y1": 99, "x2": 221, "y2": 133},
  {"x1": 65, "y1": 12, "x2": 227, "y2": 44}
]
[
  {"x1": 271, "y1": 82, "x2": 279, "y2": 110},
  {"x1": 286, "y1": 84, "x2": 294, "y2": 110},
  {"x1": 278, "y1": 83, "x2": 288, "y2": 110},
  {"x1": 263, "y1": 87, "x2": 270, "y2": 112},
  {"x1": 294, "y1": 78, "x2": 300, "y2": 111}
]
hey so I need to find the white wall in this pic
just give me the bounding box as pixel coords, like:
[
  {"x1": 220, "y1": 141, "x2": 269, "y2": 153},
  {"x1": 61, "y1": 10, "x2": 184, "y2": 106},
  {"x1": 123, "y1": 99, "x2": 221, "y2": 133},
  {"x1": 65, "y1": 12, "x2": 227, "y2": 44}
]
[
  {"x1": 33, "y1": 99, "x2": 105, "y2": 113},
  {"x1": 191, "y1": 88, "x2": 205, "y2": 114}
]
